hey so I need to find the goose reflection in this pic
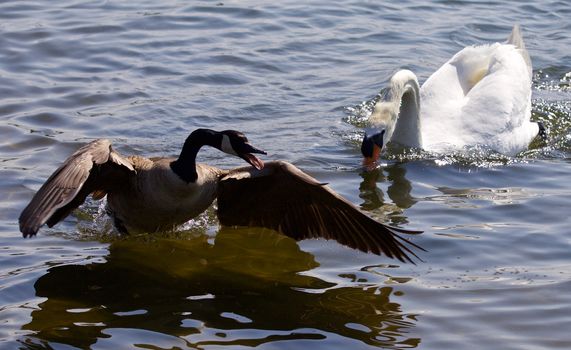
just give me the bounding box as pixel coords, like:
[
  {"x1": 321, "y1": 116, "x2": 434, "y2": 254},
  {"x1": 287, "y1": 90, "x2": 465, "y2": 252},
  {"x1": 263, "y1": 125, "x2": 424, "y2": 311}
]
[
  {"x1": 22, "y1": 228, "x2": 420, "y2": 349},
  {"x1": 359, "y1": 163, "x2": 416, "y2": 226}
]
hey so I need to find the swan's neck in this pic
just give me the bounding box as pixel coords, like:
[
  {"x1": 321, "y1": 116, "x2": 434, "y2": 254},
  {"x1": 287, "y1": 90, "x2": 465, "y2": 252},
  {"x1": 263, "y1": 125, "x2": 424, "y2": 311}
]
[
  {"x1": 171, "y1": 129, "x2": 221, "y2": 183},
  {"x1": 374, "y1": 70, "x2": 422, "y2": 148}
]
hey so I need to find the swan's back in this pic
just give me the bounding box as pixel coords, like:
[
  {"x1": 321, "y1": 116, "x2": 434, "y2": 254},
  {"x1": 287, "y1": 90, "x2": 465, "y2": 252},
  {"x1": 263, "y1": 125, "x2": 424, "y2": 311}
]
[{"x1": 419, "y1": 25, "x2": 538, "y2": 154}]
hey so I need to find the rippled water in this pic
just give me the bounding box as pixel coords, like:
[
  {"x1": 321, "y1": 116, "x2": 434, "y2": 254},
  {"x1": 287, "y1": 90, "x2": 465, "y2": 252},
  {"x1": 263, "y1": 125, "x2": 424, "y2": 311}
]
[{"x1": 1, "y1": 0, "x2": 570, "y2": 349}]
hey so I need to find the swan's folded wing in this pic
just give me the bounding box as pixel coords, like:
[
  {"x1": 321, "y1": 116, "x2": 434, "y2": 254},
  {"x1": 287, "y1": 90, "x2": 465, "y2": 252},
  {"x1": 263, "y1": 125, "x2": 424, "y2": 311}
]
[
  {"x1": 19, "y1": 139, "x2": 135, "y2": 237},
  {"x1": 217, "y1": 161, "x2": 424, "y2": 263}
]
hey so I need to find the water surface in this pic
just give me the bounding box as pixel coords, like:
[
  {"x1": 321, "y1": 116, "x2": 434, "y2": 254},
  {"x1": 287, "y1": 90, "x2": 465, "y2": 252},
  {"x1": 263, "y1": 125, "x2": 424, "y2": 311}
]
[{"x1": 1, "y1": 0, "x2": 570, "y2": 349}]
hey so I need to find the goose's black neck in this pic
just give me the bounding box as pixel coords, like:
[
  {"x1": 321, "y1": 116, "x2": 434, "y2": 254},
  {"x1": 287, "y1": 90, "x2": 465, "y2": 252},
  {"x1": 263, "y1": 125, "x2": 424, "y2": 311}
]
[{"x1": 170, "y1": 129, "x2": 222, "y2": 183}]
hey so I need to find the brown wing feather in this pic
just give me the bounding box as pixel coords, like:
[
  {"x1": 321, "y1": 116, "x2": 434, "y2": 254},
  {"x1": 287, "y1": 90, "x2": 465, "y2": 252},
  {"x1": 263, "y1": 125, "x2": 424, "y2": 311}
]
[
  {"x1": 217, "y1": 161, "x2": 425, "y2": 263},
  {"x1": 19, "y1": 139, "x2": 135, "y2": 237}
]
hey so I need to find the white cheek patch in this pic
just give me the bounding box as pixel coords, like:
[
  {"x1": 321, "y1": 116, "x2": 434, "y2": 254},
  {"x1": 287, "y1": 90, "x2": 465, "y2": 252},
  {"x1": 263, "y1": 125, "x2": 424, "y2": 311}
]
[{"x1": 221, "y1": 135, "x2": 238, "y2": 155}]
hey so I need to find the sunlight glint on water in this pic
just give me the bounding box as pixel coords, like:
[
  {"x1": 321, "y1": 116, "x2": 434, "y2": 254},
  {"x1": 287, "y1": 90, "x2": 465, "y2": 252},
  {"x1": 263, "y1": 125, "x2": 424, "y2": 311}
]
[{"x1": 1, "y1": 0, "x2": 570, "y2": 349}]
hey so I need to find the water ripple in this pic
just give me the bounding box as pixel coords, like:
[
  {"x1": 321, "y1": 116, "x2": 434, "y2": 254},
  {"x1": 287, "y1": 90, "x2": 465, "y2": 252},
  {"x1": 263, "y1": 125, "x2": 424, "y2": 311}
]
[{"x1": 1, "y1": 0, "x2": 571, "y2": 349}]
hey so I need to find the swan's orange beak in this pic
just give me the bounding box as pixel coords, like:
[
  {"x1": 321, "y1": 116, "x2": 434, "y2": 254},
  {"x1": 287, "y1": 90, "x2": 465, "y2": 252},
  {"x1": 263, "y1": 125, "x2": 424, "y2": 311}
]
[
  {"x1": 362, "y1": 144, "x2": 382, "y2": 168},
  {"x1": 361, "y1": 129, "x2": 385, "y2": 169}
]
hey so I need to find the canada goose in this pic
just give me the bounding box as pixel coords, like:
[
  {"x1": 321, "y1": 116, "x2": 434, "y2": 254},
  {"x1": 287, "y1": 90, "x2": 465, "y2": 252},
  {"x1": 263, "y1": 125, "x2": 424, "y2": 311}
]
[
  {"x1": 19, "y1": 129, "x2": 424, "y2": 262},
  {"x1": 362, "y1": 25, "x2": 542, "y2": 165}
]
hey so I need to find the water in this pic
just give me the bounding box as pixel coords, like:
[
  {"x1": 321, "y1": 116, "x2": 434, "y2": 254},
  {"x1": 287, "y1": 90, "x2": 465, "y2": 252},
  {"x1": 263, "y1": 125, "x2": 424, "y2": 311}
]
[{"x1": 1, "y1": 0, "x2": 570, "y2": 349}]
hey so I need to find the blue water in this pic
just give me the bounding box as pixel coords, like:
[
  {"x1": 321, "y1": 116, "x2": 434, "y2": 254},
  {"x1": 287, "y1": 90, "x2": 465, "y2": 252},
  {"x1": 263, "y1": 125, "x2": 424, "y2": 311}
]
[{"x1": 1, "y1": 0, "x2": 570, "y2": 349}]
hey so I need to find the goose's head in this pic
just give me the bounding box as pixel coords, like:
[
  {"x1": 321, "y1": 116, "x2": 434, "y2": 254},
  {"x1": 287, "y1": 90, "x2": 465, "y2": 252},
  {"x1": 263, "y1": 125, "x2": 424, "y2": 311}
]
[
  {"x1": 174, "y1": 129, "x2": 267, "y2": 183},
  {"x1": 218, "y1": 130, "x2": 267, "y2": 170}
]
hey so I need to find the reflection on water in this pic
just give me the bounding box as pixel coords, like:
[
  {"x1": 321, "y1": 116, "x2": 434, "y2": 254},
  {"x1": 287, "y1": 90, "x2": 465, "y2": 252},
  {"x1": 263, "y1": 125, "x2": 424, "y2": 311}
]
[
  {"x1": 2, "y1": 0, "x2": 571, "y2": 348},
  {"x1": 434, "y1": 186, "x2": 536, "y2": 206},
  {"x1": 358, "y1": 163, "x2": 416, "y2": 226},
  {"x1": 22, "y1": 228, "x2": 419, "y2": 349}
]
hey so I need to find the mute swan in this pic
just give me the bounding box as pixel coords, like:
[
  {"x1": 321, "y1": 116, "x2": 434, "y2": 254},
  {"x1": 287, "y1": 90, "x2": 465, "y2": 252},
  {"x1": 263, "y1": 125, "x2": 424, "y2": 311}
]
[
  {"x1": 19, "y1": 129, "x2": 423, "y2": 262},
  {"x1": 361, "y1": 25, "x2": 542, "y2": 165}
]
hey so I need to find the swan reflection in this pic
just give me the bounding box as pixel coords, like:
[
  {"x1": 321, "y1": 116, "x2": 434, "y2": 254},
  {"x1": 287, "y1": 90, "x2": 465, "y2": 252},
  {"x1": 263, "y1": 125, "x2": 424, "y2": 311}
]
[{"x1": 359, "y1": 163, "x2": 416, "y2": 227}]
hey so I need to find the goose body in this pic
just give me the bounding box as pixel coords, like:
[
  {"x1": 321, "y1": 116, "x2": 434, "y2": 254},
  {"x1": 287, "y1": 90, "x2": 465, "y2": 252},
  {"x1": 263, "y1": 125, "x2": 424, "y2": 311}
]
[
  {"x1": 19, "y1": 129, "x2": 424, "y2": 263},
  {"x1": 107, "y1": 157, "x2": 225, "y2": 233},
  {"x1": 362, "y1": 25, "x2": 540, "y2": 163}
]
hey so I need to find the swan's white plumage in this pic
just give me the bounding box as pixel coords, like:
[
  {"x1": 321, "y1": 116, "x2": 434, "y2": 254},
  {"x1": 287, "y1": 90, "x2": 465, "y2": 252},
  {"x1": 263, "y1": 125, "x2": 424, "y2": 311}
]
[{"x1": 373, "y1": 25, "x2": 539, "y2": 156}]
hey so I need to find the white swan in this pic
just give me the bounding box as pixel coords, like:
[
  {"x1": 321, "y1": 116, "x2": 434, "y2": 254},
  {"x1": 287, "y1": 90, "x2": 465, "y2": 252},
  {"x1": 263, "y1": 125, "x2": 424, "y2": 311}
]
[{"x1": 361, "y1": 25, "x2": 541, "y2": 165}]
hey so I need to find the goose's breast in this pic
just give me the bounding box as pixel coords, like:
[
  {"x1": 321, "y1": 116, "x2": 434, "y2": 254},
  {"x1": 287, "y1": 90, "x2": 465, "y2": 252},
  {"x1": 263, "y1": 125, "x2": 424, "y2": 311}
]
[{"x1": 108, "y1": 162, "x2": 221, "y2": 233}]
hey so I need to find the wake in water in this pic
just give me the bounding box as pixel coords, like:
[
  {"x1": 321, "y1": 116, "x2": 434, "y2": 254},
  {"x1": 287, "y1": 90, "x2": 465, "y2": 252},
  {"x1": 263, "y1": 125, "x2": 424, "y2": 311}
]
[{"x1": 70, "y1": 197, "x2": 218, "y2": 242}]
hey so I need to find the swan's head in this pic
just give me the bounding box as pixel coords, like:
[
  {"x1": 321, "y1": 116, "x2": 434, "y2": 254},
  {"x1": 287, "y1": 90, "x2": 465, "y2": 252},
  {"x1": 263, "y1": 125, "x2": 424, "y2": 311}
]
[
  {"x1": 361, "y1": 102, "x2": 397, "y2": 167},
  {"x1": 219, "y1": 130, "x2": 267, "y2": 170},
  {"x1": 361, "y1": 128, "x2": 386, "y2": 167}
]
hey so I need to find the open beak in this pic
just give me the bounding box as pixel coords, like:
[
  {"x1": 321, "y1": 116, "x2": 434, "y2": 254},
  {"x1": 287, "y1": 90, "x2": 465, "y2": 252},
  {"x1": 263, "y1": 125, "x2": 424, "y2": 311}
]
[{"x1": 240, "y1": 143, "x2": 267, "y2": 170}]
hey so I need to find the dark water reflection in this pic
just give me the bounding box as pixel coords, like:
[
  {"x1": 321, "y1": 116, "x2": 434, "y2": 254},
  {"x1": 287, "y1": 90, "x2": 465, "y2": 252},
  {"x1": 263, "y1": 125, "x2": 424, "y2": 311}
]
[
  {"x1": 22, "y1": 228, "x2": 419, "y2": 349},
  {"x1": 359, "y1": 164, "x2": 416, "y2": 226},
  {"x1": 2, "y1": 0, "x2": 571, "y2": 348}
]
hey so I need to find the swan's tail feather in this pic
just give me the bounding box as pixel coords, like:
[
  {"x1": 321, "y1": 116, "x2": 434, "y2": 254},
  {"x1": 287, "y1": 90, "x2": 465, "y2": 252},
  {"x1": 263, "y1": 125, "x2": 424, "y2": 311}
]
[{"x1": 507, "y1": 24, "x2": 532, "y2": 79}]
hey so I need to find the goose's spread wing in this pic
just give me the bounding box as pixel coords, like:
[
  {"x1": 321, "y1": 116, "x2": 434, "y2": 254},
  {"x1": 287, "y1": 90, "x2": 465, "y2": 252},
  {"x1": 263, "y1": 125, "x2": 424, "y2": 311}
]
[
  {"x1": 19, "y1": 139, "x2": 135, "y2": 237},
  {"x1": 217, "y1": 161, "x2": 424, "y2": 263}
]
